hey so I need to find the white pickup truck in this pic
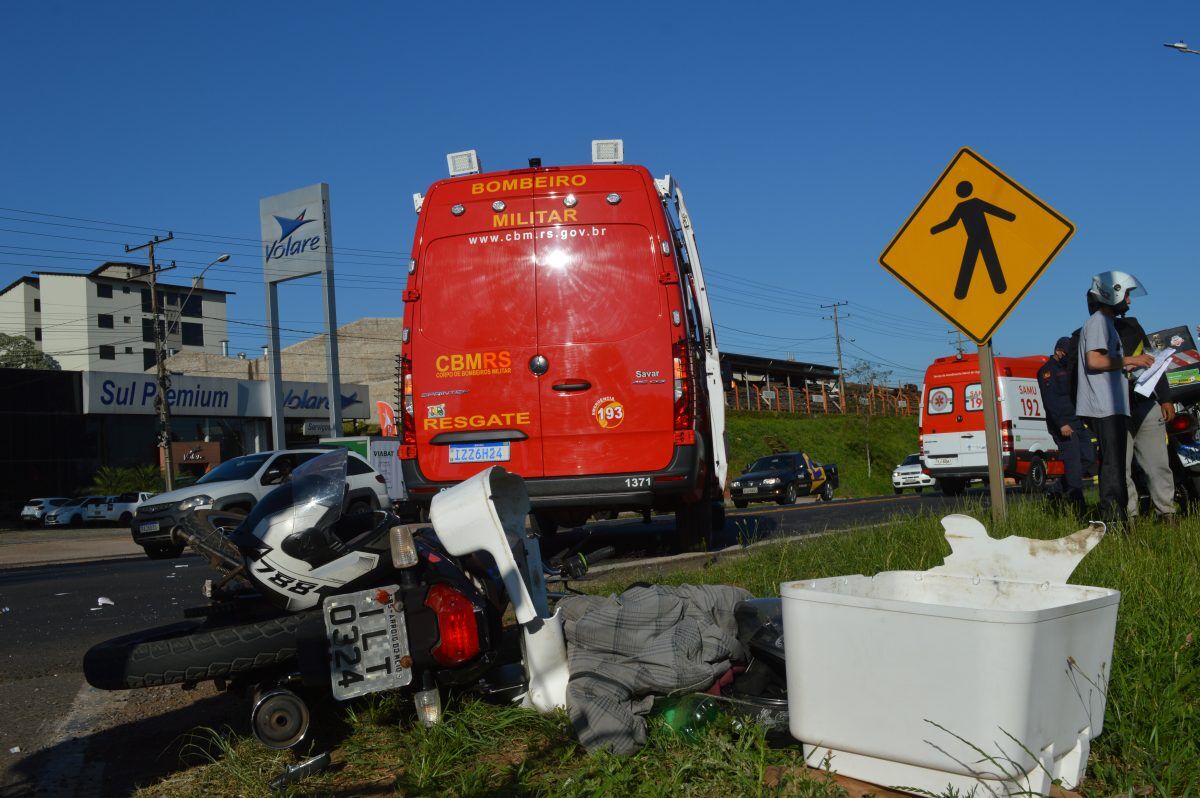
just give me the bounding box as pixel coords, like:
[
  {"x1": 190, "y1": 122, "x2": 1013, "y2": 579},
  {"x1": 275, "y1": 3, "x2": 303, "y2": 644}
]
[{"x1": 85, "y1": 492, "x2": 156, "y2": 526}]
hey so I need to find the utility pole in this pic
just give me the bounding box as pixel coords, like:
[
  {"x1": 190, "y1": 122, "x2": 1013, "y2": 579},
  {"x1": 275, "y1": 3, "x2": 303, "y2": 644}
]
[
  {"x1": 126, "y1": 233, "x2": 177, "y2": 492},
  {"x1": 949, "y1": 329, "x2": 968, "y2": 357},
  {"x1": 822, "y1": 302, "x2": 849, "y2": 413}
]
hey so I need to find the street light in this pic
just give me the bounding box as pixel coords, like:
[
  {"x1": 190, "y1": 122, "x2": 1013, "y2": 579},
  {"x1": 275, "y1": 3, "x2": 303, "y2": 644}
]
[
  {"x1": 167, "y1": 253, "x2": 230, "y2": 337},
  {"x1": 1164, "y1": 40, "x2": 1200, "y2": 55}
]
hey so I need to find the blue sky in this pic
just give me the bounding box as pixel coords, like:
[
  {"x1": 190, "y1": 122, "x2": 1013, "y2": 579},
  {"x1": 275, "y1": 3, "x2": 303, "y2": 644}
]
[{"x1": 4, "y1": 2, "x2": 1199, "y2": 383}]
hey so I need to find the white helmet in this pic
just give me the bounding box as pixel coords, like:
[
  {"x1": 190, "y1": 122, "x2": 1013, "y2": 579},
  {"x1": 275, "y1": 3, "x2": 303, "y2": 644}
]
[{"x1": 1088, "y1": 271, "x2": 1146, "y2": 306}]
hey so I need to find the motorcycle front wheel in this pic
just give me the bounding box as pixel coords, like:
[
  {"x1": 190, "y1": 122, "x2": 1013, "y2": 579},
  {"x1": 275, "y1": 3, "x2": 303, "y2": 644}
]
[{"x1": 83, "y1": 611, "x2": 318, "y2": 690}]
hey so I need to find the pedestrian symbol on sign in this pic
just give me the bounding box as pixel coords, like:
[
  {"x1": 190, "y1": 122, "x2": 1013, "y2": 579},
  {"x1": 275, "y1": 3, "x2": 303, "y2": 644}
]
[
  {"x1": 930, "y1": 181, "x2": 1016, "y2": 300},
  {"x1": 878, "y1": 147, "x2": 1074, "y2": 345}
]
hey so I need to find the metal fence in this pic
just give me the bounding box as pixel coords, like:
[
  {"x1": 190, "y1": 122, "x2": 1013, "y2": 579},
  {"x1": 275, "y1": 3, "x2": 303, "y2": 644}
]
[{"x1": 726, "y1": 381, "x2": 920, "y2": 417}]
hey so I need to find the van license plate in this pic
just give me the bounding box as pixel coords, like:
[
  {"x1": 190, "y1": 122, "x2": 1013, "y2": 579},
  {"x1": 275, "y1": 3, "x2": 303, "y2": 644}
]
[
  {"x1": 448, "y1": 442, "x2": 511, "y2": 464},
  {"x1": 933, "y1": 457, "x2": 952, "y2": 465},
  {"x1": 324, "y1": 585, "x2": 412, "y2": 701}
]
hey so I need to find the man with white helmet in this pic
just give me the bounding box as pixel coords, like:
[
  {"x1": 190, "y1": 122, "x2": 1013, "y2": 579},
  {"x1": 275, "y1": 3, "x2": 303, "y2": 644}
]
[{"x1": 1076, "y1": 271, "x2": 1156, "y2": 524}]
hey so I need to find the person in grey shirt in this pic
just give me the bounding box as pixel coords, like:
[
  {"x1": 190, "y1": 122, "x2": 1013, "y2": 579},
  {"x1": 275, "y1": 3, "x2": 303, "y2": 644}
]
[{"x1": 1076, "y1": 271, "x2": 1156, "y2": 523}]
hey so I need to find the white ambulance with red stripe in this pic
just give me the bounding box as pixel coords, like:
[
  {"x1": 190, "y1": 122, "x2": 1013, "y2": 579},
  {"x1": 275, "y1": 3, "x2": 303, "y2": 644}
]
[{"x1": 919, "y1": 354, "x2": 1064, "y2": 495}]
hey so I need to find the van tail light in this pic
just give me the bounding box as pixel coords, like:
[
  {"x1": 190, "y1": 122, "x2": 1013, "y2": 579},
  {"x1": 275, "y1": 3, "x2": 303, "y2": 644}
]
[
  {"x1": 1001, "y1": 420, "x2": 1013, "y2": 453},
  {"x1": 672, "y1": 340, "x2": 694, "y2": 437},
  {"x1": 400, "y1": 356, "x2": 416, "y2": 458},
  {"x1": 424, "y1": 583, "x2": 481, "y2": 666}
]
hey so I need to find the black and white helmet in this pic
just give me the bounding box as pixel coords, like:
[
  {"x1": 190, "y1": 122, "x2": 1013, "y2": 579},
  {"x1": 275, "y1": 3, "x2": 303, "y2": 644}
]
[{"x1": 229, "y1": 449, "x2": 389, "y2": 611}]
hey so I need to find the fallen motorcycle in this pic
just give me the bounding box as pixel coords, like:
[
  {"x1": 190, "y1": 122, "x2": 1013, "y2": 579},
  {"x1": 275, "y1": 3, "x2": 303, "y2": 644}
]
[{"x1": 84, "y1": 449, "x2": 607, "y2": 750}]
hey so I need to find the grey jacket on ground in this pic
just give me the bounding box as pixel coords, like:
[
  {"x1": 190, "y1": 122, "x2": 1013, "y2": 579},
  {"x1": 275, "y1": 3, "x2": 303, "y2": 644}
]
[{"x1": 558, "y1": 583, "x2": 753, "y2": 755}]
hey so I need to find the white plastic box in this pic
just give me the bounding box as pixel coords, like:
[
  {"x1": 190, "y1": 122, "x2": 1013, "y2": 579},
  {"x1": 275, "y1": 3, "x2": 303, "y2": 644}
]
[{"x1": 780, "y1": 515, "x2": 1120, "y2": 796}]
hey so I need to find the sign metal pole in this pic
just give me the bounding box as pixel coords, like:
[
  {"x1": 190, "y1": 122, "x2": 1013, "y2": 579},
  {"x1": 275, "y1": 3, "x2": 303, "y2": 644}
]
[{"x1": 977, "y1": 339, "x2": 1007, "y2": 524}]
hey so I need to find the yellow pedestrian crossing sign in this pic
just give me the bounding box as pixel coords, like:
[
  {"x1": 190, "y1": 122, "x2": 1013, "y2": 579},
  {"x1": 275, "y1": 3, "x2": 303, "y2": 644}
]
[{"x1": 879, "y1": 148, "x2": 1074, "y2": 344}]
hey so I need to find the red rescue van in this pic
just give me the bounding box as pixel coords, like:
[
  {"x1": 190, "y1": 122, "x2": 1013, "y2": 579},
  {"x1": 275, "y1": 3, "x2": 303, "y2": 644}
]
[
  {"x1": 919, "y1": 354, "x2": 1063, "y2": 495},
  {"x1": 399, "y1": 147, "x2": 728, "y2": 549}
]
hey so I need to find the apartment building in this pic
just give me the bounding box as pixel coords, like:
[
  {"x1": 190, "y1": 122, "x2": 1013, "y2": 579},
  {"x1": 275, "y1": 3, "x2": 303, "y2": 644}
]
[{"x1": 0, "y1": 262, "x2": 231, "y2": 373}]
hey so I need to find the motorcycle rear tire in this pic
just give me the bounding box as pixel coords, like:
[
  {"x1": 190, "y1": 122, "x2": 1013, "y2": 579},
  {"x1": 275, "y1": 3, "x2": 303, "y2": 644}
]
[{"x1": 83, "y1": 612, "x2": 318, "y2": 690}]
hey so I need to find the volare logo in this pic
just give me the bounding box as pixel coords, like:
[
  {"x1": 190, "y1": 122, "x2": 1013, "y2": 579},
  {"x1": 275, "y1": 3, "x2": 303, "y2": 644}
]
[
  {"x1": 281, "y1": 388, "x2": 362, "y2": 411},
  {"x1": 264, "y1": 209, "x2": 321, "y2": 263}
]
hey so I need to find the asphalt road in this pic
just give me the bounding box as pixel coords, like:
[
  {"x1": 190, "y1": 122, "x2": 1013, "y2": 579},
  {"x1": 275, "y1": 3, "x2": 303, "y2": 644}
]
[
  {"x1": 0, "y1": 555, "x2": 211, "y2": 796},
  {"x1": 0, "y1": 490, "x2": 971, "y2": 795}
]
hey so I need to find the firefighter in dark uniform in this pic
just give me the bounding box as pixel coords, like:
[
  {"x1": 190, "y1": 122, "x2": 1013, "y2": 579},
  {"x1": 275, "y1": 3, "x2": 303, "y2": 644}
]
[{"x1": 1038, "y1": 336, "x2": 1095, "y2": 512}]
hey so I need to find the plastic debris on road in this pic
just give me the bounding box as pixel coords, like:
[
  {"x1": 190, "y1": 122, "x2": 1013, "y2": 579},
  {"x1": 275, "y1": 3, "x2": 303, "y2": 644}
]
[
  {"x1": 0, "y1": 607, "x2": 9, "y2": 614},
  {"x1": 8, "y1": 746, "x2": 19, "y2": 754},
  {"x1": 96, "y1": 597, "x2": 115, "y2": 607}
]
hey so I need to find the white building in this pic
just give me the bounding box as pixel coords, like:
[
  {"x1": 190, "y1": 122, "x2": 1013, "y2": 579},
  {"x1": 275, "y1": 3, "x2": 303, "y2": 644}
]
[{"x1": 0, "y1": 262, "x2": 231, "y2": 373}]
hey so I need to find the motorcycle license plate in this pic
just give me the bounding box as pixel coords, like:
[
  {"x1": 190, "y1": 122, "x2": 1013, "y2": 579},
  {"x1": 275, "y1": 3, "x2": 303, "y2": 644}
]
[
  {"x1": 448, "y1": 442, "x2": 511, "y2": 464},
  {"x1": 323, "y1": 585, "x2": 412, "y2": 701}
]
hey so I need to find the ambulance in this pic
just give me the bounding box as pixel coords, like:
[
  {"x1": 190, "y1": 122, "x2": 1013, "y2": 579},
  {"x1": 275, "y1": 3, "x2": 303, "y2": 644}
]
[
  {"x1": 919, "y1": 353, "x2": 1063, "y2": 495},
  {"x1": 398, "y1": 142, "x2": 728, "y2": 550}
]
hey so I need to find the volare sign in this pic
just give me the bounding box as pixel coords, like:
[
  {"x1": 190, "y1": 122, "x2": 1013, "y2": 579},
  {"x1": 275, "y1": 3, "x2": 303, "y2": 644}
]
[
  {"x1": 81, "y1": 372, "x2": 369, "y2": 419},
  {"x1": 260, "y1": 184, "x2": 333, "y2": 284}
]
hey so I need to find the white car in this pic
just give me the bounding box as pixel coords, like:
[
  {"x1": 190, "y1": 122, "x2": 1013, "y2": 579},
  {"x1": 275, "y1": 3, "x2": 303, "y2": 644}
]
[
  {"x1": 44, "y1": 496, "x2": 108, "y2": 527},
  {"x1": 892, "y1": 454, "x2": 935, "y2": 494},
  {"x1": 86, "y1": 492, "x2": 156, "y2": 525},
  {"x1": 131, "y1": 448, "x2": 391, "y2": 559},
  {"x1": 20, "y1": 497, "x2": 70, "y2": 527}
]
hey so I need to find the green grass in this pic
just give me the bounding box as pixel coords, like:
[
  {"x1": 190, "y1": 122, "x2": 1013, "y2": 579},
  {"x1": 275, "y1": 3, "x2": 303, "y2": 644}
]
[
  {"x1": 138, "y1": 499, "x2": 1198, "y2": 797},
  {"x1": 726, "y1": 411, "x2": 918, "y2": 497}
]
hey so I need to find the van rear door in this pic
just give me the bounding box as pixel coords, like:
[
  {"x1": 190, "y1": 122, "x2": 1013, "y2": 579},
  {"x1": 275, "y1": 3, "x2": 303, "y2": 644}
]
[
  {"x1": 532, "y1": 172, "x2": 675, "y2": 477},
  {"x1": 411, "y1": 192, "x2": 544, "y2": 482},
  {"x1": 921, "y1": 377, "x2": 988, "y2": 472}
]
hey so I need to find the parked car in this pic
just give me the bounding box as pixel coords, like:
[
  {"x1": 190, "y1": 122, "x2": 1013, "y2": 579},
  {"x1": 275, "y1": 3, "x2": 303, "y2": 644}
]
[
  {"x1": 892, "y1": 454, "x2": 936, "y2": 494},
  {"x1": 44, "y1": 496, "x2": 108, "y2": 527},
  {"x1": 729, "y1": 452, "x2": 838, "y2": 508},
  {"x1": 86, "y1": 492, "x2": 156, "y2": 526},
  {"x1": 20, "y1": 497, "x2": 69, "y2": 527},
  {"x1": 131, "y1": 448, "x2": 391, "y2": 559}
]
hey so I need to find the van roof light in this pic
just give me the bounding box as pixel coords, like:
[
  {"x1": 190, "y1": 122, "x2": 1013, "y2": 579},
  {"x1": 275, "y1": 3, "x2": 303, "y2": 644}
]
[
  {"x1": 592, "y1": 139, "x2": 624, "y2": 164},
  {"x1": 447, "y1": 150, "x2": 481, "y2": 177}
]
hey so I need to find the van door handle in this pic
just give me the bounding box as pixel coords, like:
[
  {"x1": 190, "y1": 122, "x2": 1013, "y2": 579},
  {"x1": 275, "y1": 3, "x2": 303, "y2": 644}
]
[{"x1": 552, "y1": 381, "x2": 591, "y2": 392}]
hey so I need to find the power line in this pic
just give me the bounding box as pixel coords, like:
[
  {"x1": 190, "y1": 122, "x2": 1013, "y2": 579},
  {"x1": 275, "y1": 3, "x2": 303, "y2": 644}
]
[{"x1": 0, "y1": 206, "x2": 408, "y2": 258}]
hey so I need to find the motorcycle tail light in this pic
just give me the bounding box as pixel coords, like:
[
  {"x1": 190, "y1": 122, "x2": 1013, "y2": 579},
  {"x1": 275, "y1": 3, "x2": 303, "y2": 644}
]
[
  {"x1": 1169, "y1": 413, "x2": 1195, "y2": 436},
  {"x1": 424, "y1": 583, "x2": 480, "y2": 666}
]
